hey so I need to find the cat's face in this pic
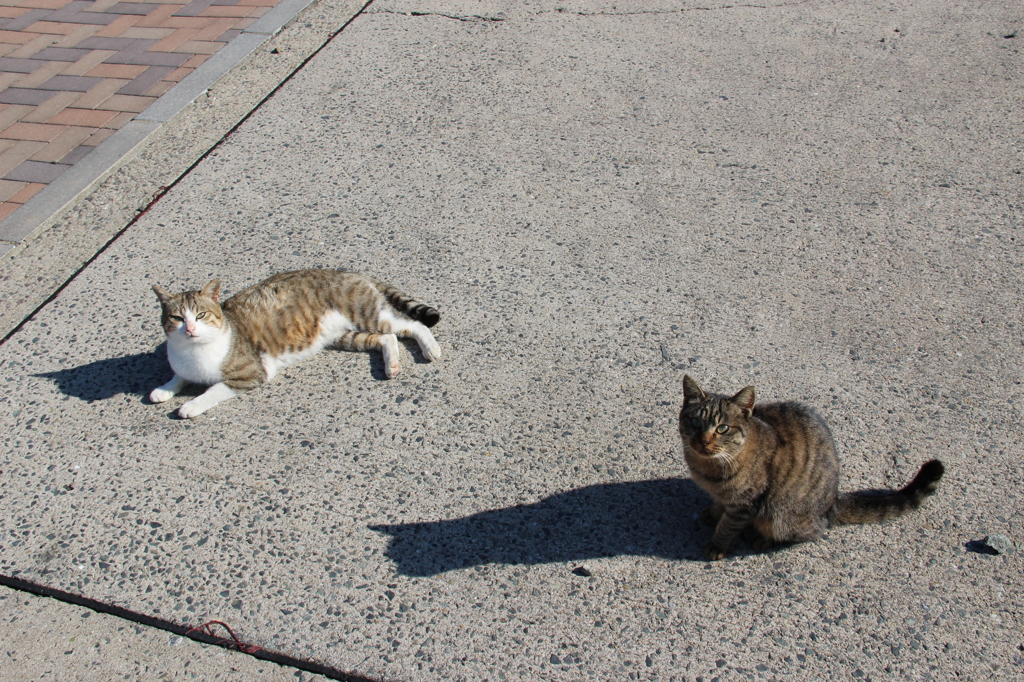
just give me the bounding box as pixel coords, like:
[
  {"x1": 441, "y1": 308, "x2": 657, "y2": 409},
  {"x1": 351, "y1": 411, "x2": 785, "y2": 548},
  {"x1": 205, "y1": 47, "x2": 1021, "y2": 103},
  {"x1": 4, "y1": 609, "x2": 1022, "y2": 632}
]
[
  {"x1": 679, "y1": 375, "x2": 754, "y2": 458},
  {"x1": 152, "y1": 280, "x2": 225, "y2": 344}
]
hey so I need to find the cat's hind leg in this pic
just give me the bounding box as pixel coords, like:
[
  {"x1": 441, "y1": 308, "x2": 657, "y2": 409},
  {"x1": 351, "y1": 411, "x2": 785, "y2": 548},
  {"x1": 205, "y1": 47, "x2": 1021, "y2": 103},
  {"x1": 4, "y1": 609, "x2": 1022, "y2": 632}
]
[
  {"x1": 150, "y1": 374, "x2": 188, "y2": 404},
  {"x1": 782, "y1": 516, "x2": 828, "y2": 545},
  {"x1": 338, "y1": 331, "x2": 402, "y2": 378},
  {"x1": 384, "y1": 314, "x2": 441, "y2": 362},
  {"x1": 380, "y1": 333, "x2": 401, "y2": 377},
  {"x1": 752, "y1": 514, "x2": 826, "y2": 550},
  {"x1": 748, "y1": 517, "x2": 778, "y2": 552},
  {"x1": 377, "y1": 308, "x2": 440, "y2": 361}
]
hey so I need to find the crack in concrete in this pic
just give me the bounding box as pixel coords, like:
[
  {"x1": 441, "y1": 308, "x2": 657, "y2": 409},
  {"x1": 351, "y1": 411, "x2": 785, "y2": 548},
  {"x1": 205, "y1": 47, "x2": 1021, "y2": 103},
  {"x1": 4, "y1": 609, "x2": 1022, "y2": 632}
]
[
  {"x1": 370, "y1": 2, "x2": 805, "y2": 22},
  {"x1": 550, "y1": 4, "x2": 785, "y2": 16},
  {"x1": 370, "y1": 9, "x2": 506, "y2": 22}
]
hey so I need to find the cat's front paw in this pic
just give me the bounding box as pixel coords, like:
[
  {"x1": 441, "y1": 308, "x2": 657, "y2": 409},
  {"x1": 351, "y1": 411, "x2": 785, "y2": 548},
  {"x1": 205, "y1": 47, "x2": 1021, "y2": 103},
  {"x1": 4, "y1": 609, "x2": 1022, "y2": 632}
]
[
  {"x1": 699, "y1": 505, "x2": 722, "y2": 527},
  {"x1": 150, "y1": 388, "x2": 175, "y2": 403},
  {"x1": 750, "y1": 534, "x2": 775, "y2": 552},
  {"x1": 704, "y1": 542, "x2": 729, "y2": 561},
  {"x1": 178, "y1": 399, "x2": 208, "y2": 419}
]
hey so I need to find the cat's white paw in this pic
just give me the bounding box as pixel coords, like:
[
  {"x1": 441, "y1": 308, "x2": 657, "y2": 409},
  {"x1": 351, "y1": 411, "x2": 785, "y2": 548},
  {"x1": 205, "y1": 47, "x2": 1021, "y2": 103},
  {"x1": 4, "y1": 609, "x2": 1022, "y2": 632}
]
[
  {"x1": 423, "y1": 341, "x2": 442, "y2": 362},
  {"x1": 178, "y1": 400, "x2": 208, "y2": 419},
  {"x1": 150, "y1": 388, "x2": 175, "y2": 403},
  {"x1": 382, "y1": 334, "x2": 401, "y2": 378}
]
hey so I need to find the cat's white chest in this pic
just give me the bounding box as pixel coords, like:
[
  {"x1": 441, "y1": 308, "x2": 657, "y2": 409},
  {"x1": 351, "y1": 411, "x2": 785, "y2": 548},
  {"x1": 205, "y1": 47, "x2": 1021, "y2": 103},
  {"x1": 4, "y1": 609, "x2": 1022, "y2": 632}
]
[
  {"x1": 261, "y1": 310, "x2": 353, "y2": 380},
  {"x1": 166, "y1": 325, "x2": 232, "y2": 385}
]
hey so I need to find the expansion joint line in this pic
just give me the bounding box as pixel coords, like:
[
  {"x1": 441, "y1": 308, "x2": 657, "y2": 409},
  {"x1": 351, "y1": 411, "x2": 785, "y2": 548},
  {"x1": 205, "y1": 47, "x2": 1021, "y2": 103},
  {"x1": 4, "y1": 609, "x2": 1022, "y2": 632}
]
[
  {"x1": 369, "y1": 9, "x2": 505, "y2": 21},
  {"x1": 545, "y1": 1, "x2": 811, "y2": 16},
  {"x1": 0, "y1": 573, "x2": 376, "y2": 682},
  {"x1": 370, "y1": 1, "x2": 809, "y2": 21}
]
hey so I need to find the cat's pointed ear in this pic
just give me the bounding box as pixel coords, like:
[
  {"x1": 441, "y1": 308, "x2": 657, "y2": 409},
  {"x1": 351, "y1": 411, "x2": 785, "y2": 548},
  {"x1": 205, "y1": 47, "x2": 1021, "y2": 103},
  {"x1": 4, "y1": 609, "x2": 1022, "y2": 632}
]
[
  {"x1": 201, "y1": 279, "x2": 221, "y2": 303},
  {"x1": 152, "y1": 284, "x2": 173, "y2": 306},
  {"x1": 731, "y1": 386, "x2": 756, "y2": 416},
  {"x1": 682, "y1": 375, "x2": 707, "y2": 406}
]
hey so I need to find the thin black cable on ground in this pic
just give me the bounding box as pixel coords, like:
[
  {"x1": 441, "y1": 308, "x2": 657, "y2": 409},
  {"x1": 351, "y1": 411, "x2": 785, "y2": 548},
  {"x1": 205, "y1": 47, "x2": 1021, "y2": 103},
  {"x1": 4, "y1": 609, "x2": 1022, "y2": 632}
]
[
  {"x1": 0, "y1": 573, "x2": 377, "y2": 682},
  {"x1": 0, "y1": 0, "x2": 377, "y2": 349}
]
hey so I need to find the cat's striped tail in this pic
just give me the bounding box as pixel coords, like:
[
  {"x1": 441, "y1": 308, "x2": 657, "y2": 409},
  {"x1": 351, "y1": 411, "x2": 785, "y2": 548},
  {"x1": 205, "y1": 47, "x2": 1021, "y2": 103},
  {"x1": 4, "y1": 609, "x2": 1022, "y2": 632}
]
[
  {"x1": 831, "y1": 459, "x2": 944, "y2": 525},
  {"x1": 375, "y1": 282, "x2": 441, "y2": 328}
]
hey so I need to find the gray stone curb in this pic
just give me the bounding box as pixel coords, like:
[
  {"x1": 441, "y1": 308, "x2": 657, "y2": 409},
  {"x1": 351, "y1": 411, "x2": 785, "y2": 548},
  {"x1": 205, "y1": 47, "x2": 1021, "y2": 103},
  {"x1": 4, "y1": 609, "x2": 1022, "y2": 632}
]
[
  {"x1": 0, "y1": 0, "x2": 318, "y2": 247},
  {"x1": 137, "y1": 35, "x2": 276, "y2": 124},
  {"x1": 0, "y1": 121, "x2": 160, "y2": 244},
  {"x1": 246, "y1": 0, "x2": 323, "y2": 35},
  {"x1": 0, "y1": 0, "x2": 372, "y2": 340}
]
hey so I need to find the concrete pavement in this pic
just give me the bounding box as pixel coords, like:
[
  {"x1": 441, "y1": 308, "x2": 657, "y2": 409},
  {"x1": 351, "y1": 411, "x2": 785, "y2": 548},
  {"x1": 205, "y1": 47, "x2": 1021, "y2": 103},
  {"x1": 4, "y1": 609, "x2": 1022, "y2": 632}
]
[
  {"x1": 0, "y1": 0, "x2": 372, "y2": 342},
  {"x1": 1, "y1": 1, "x2": 1022, "y2": 680},
  {"x1": 1, "y1": 583, "x2": 329, "y2": 680}
]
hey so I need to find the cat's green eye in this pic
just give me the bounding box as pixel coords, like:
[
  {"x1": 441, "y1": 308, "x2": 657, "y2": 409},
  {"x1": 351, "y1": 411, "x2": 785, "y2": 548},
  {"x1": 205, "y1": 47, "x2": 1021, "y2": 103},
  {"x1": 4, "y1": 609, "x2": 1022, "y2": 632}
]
[
  {"x1": 689, "y1": 417, "x2": 701, "y2": 428},
  {"x1": 169, "y1": 315, "x2": 183, "y2": 322},
  {"x1": 716, "y1": 424, "x2": 730, "y2": 434},
  {"x1": 196, "y1": 312, "x2": 206, "y2": 320}
]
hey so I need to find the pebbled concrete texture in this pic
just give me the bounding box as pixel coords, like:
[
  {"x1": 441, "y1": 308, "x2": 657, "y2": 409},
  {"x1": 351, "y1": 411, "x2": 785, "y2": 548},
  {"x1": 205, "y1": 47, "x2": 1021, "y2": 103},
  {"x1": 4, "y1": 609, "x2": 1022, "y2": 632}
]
[
  {"x1": 0, "y1": 584, "x2": 329, "y2": 681},
  {"x1": 1, "y1": 1, "x2": 1022, "y2": 680}
]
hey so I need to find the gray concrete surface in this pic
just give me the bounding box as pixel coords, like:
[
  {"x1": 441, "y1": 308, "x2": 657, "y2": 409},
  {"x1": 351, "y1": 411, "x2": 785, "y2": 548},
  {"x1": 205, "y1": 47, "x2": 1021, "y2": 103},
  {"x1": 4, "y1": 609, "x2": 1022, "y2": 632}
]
[
  {"x1": 1, "y1": 1, "x2": 1022, "y2": 680},
  {"x1": 0, "y1": 0, "x2": 371, "y2": 341},
  {"x1": 0, "y1": 584, "x2": 328, "y2": 681}
]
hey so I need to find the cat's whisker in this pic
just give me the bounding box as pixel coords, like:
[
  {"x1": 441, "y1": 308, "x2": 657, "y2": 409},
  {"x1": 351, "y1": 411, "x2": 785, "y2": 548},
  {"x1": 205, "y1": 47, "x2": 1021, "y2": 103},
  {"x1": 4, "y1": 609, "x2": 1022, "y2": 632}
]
[{"x1": 714, "y1": 450, "x2": 738, "y2": 477}]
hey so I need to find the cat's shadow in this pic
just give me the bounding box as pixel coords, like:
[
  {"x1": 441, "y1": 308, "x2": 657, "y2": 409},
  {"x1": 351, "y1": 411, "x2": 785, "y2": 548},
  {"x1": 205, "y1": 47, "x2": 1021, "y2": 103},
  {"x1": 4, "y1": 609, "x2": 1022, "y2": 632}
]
[
  {"x1": 35, "y1": 354, "x2": 741, "y2": 565},
  {"x1": 38, "y1": 340, "x2": 431, "y2": 399},
  {"x1": 370, "y1": 477, "x2": 724, "y2": 577},
  {"x1": 35, "y1": 344, "x2": 172, "y2": 402}
]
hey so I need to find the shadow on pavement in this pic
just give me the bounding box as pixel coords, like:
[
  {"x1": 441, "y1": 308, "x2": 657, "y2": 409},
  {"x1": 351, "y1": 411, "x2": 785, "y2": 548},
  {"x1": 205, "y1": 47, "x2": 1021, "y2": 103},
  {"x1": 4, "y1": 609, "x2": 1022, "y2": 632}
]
[
  {"x1": 35, "y1": 345, "x2": 171, "y2": 401},
  {"x1": 37, "y1": 340, "x2": 422, "y2": 399},
  {"x1": 371, "y1": 478, "x2": 711, "y2": 576}
]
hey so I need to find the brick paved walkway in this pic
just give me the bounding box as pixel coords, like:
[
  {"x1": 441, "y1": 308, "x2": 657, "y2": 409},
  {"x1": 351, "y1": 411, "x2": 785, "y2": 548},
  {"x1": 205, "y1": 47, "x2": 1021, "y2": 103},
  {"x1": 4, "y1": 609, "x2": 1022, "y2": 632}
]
[{"x1": 0, "y1": 0, "x2": 284, "y2": 222}]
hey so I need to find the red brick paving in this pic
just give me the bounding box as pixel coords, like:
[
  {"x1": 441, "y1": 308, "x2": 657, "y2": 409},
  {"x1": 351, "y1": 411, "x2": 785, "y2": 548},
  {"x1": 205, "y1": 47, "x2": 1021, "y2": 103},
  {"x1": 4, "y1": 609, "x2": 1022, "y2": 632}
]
[{"x1": 0, "y1": 0, "x2": 282, "y2": 219}]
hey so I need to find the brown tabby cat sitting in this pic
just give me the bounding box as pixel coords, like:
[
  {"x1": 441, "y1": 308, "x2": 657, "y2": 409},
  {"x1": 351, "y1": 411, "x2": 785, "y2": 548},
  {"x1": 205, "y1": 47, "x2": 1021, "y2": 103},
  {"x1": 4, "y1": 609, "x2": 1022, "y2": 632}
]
[
  {"x1": 679, "y1": 375, "x2": 944, "y2": 561},
  {"x1": 150, "y1": 269, "x2": 441, "y2": 419}
]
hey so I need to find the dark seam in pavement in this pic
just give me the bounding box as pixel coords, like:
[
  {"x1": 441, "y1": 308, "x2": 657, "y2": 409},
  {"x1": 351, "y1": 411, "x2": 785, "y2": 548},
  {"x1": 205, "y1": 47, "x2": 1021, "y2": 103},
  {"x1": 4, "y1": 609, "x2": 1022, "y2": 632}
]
[
  {"x1": 370, "y1": 10, "x2": 505, "y2": 22},
  {"x1": 545, "y1": 3, "x2": 810, "y2": 16},
  {"x1": 0, "y1": 0, "x2": 377, "y2": 350},
  {"x1": 411, "y1": 11, "x2": 505, "y2": 21},
  {"x1": 0, "y1": 573, "x2": 377, "y2": 682},
  {"x1": 370, "y1": 3, "x2": 807, "y2": 22}
]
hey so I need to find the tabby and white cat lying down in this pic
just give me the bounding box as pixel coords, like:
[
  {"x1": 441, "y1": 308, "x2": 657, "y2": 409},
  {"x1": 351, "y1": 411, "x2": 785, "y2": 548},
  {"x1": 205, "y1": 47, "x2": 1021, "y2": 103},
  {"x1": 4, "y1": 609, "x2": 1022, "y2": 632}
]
[{"x1": 150, "y1": 269, "x2": 441, "y2": 419}]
